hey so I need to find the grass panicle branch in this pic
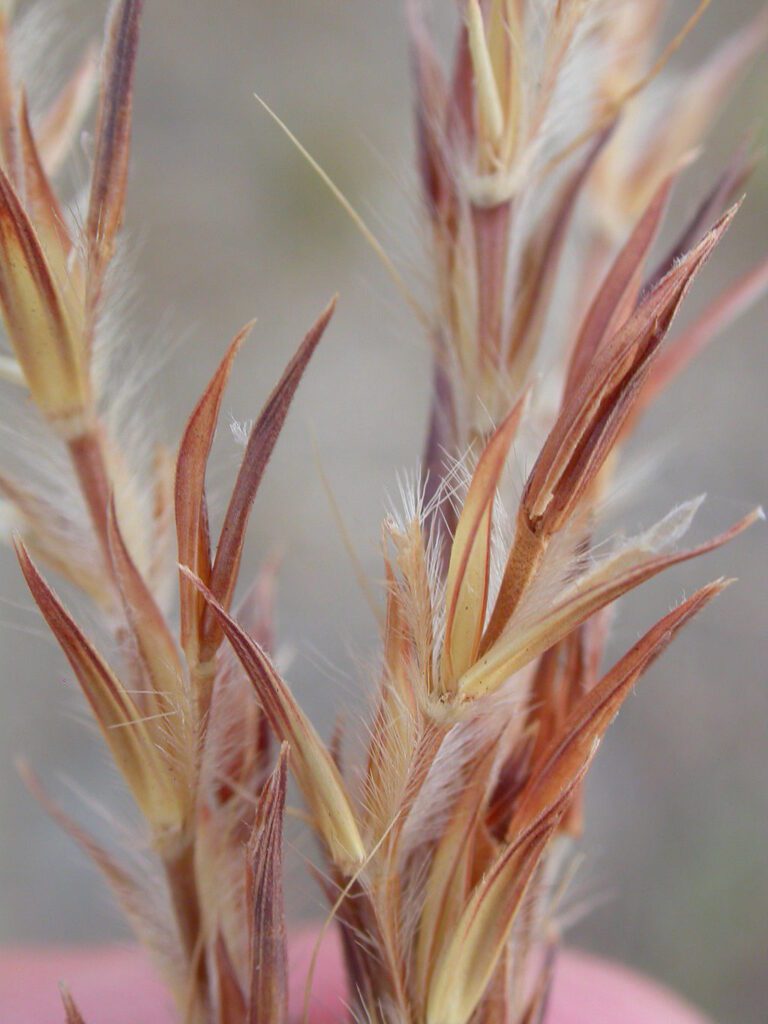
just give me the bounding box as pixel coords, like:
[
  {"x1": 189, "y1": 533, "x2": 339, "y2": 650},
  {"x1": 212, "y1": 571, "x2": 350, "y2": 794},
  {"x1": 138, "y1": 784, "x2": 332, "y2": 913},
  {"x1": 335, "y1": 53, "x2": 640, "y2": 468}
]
[{"x1": 0, "y1": 2, "x2": 765, "y2": 1023}]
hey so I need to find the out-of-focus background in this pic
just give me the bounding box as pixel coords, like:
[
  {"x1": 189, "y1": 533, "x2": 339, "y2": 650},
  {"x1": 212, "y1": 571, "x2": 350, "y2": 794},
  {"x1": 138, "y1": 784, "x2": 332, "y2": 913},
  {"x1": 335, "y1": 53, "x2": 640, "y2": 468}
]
[{"x1": 0, "y1": 1, "x2": 765, "y2": 1021}]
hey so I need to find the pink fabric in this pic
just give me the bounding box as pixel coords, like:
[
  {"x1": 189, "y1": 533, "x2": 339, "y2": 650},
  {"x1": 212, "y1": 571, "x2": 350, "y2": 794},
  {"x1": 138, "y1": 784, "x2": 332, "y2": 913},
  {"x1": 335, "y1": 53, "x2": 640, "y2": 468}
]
[{"x1": 0, "y1": 932, "x2": 709, "y2": 1023}]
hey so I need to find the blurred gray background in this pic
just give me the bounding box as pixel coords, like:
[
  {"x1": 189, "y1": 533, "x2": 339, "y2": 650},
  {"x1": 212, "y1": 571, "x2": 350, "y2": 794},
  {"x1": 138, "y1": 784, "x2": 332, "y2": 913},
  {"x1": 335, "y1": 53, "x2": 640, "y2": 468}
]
[{"x1": 0, "y1": 2, "x2": 766, "y2": 1022}]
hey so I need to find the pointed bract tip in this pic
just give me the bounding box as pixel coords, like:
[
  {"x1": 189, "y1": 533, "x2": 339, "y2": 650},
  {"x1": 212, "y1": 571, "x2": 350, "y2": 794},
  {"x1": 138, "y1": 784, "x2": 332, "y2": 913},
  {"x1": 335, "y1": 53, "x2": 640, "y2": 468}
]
[{"x1": 60, "y1": 984, "x2": 87, "y2": 1024}]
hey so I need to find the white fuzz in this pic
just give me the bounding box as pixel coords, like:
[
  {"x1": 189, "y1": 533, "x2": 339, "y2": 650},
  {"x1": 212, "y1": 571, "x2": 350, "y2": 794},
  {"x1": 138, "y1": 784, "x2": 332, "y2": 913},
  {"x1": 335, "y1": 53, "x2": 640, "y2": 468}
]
[{"x1": 229, "y1": 416, "x2": 254, "y2": 448}]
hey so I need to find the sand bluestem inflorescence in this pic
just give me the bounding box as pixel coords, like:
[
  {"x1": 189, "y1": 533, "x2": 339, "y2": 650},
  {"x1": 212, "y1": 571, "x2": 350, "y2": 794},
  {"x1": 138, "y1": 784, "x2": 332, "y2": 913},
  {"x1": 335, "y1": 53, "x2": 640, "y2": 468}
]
[{"x1": 0, "y1": 2, "x2": 766, "y2": 1023}]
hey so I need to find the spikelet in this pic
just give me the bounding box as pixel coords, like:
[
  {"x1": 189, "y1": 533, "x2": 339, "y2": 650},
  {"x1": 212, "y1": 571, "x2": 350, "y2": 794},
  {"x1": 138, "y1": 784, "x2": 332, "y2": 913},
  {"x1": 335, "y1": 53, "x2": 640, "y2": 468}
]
[
  {"x1": 440, "y1": 390, "x2": 529, "y2": 692},
  {"x1": 1, "y1": 2, "x2": 765, "y2": 1024},
  {"x1": 246, "y1": 746, "x2": 289, "y2": 1024},
  {"x1": 185, "y1": 569, "x2": 366, "y2": 875},
  {"x1": 17, "y1": 538, "x2": 190, "y2": 837},
  {"x1": 0, "y1": 161, "x2": 87, "y2": 432}
]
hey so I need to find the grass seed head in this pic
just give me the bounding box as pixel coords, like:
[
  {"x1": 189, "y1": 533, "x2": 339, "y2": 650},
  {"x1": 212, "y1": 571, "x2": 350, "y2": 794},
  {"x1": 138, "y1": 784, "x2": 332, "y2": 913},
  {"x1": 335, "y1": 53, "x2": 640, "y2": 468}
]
[{"x1": 1, "y1": 2, "x2": 765, "y2": 1022}]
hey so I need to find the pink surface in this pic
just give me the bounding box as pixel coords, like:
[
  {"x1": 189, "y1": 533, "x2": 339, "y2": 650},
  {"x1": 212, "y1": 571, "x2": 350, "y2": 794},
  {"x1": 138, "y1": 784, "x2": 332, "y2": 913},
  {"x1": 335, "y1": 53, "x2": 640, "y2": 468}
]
[{"x1": 0, "y1": 932, "x2": 709, "y2": 1023}]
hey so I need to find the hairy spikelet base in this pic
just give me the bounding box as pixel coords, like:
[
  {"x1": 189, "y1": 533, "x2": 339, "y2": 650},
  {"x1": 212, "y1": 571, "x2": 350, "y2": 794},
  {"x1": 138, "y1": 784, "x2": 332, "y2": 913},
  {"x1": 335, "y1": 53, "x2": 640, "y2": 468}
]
[{"x1": 0, "y1": 2, "x2": 765, "y2": 1023}]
